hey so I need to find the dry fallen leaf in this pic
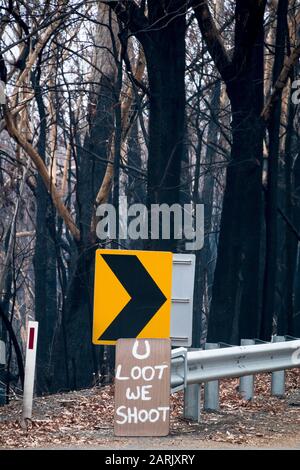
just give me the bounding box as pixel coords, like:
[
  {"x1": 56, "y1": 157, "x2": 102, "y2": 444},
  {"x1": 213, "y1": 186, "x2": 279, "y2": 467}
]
[{"x1": 0, "y1": 369, "x2": 299, "y2": 448}]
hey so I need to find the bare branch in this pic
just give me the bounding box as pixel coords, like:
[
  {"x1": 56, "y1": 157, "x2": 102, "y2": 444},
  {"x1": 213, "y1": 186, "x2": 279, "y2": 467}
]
[
  {"x1": 261, "y1": 43, "x2": 300, "y2": 121},
  {"x1": 4, "y1": 106, "x2": 81, "y2": 241},
  {"x1": 192, "y1": 0, "x2": 231, "y2": 81}
]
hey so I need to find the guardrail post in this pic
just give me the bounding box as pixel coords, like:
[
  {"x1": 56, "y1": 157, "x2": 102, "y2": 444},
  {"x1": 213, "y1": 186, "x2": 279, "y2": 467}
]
[
  {"x1": 239, "y1": 339, "x2": 255, "y2": 400},
  {"x1": 183, "y1": 347, "x2": 201, "y2": 421},
  {"x1": 170, "y1": 347, "x2": 187, "y2": 393},
  {"x1": 204, "y1": 343, "x2": 220, "y2": 411},
  {"x1": 271, "y1": 335, "x2": 285, "y2": 397},
  {"x1": 184, "y1": 383, "x2": 201, "y2": 422}
]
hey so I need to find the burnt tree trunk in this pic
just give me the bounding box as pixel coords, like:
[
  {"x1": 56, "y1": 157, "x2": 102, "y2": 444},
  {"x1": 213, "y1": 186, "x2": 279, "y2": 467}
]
[
  {"x1": 32, "y1": 66, "x2": 58, "y2": 394},
  {"x1": 208, "y1": 8, "x2": 265, "y2": 344},
  {"x1": 144, "y1": 2, "x2": 186, "y2": 252},
  {"x1": 193, "y1": 80, "x2": 221, "y2": 347},
  {"x1": 293, "y1": 151, "x2": 300, "y2": 335},
  {"x1": 260, "y1": 0, "x2": 288, "y2": 340},
  {"x1": 52, "y1": 6, "x2": 119, "y2": 391},
  {"x1": 51, "y1": 73, "x2": 116, "y2": 391},
  {"x1": 111, "y1": 1, "x2": 187, "y2": 251},
  {"x1": 193, "y1": 0, "x2": 267, "y2": 344},
  {"x1": 278, "y1": 99, "x2": 298, "y2": 335}
]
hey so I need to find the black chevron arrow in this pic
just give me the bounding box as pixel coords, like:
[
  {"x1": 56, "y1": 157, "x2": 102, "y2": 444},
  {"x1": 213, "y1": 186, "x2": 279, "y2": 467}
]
[{"x1": 98, "y1": 254, "x2": 167, "y2": 341}]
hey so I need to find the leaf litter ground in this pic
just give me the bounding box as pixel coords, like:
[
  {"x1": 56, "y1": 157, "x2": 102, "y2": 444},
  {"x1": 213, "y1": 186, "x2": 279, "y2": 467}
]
[{"x1": 0, "y1": 369, "x2": 299, "y2": 449}]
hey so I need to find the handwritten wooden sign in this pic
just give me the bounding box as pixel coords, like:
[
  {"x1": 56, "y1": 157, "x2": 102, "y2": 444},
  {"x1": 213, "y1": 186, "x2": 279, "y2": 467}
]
[{"x1": 114, "y1": 338, "x2": 171, "y2": 436}]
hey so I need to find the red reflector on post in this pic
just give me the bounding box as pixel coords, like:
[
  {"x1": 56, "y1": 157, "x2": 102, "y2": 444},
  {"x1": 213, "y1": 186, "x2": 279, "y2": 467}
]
[{"x1": 28, "y1": 328, "x2": 35, "y2": 350}]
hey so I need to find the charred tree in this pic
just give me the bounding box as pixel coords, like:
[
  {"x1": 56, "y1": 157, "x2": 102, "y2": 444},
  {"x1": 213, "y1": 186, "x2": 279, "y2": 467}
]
[
  {"x1": 194, "y1": 0, "x2": 266, "y2": 343},
  {"x1": 260, "y1": 0, "x2": 288, "y2": 340}
]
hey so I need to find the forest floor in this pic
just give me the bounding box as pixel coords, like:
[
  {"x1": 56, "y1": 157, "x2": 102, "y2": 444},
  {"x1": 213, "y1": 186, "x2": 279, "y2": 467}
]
[{"x1": 0, "y1": 370, "x2": 300, "y2": 449}]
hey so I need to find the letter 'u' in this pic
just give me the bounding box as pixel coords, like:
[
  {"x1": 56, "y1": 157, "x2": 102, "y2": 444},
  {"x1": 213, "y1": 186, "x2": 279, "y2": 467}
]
[{"x1": 132, "y1": 340, "x2": 150, "y2": 360}]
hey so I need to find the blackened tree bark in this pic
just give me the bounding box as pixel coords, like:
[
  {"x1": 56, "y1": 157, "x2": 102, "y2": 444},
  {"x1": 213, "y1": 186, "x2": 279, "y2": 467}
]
[
  {"x1": 260, "y1": 0, "x2": 288, "y2": 340},
  {"x1": 111, "y1": 0, "x2": 187, "y2": 253},
  {"x1": 145, "y1": 2, "x2": 186, "y2": 252},
  {"x1": 127, "y1": 120, "x2": 144, "y2": 206},
  {"x1": 194, "y1": 0, "x2": 266, "y2": 343},
  {"x1": 32, "y1": 66, "x2": 58, "y2": 394},
  {"x1": 192, "y1": 80, "x2": 221, "y2": 347},
  {"x1": 51, "y1": 90, "x2": 115, "y2": 391},
  {"x1": 293, "y1": 151, "x2": 300, "y2": 335},
  {"x1": 126, "y1": 120, "x2": 146, "y2": 250},
  {"x1": 278, "y1": 98, "x2": 298, "y2": 336},
  {"x1": 191, "y1": 119, "x2": 203, "y2": 348},
  {"x1": 0, "y1": 305, "x2": 24, "y2": 388},
  {"x1": 51, "y1": 6, "x2": 119, "y2": 392}
]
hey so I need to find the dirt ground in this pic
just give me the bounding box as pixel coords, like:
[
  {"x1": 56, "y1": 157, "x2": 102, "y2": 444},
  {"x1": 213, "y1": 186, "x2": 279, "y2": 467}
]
[{"x1": 0, "y1": 369, "x2": 300, "y2": 449}]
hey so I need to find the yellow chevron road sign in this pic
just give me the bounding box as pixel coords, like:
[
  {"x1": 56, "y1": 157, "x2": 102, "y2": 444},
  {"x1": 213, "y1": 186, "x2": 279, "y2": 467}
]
[{"x1": 92, "y1": 249, "x2": 173, "y2": 345}]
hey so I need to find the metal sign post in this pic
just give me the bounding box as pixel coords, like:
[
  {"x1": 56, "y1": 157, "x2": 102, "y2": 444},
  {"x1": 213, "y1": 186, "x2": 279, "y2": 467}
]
[{"x1": 170, "y1": 254, "x2": 195, "y2": 347}]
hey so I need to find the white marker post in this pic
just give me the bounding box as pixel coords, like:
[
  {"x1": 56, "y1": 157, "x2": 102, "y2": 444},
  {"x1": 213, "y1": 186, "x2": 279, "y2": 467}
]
[
  {"x1": 22, "y1": 321, "x2": 38, "y2": 420},
  {"x1": 0, "y1": 340, "x2": 6, "y2": 405}
]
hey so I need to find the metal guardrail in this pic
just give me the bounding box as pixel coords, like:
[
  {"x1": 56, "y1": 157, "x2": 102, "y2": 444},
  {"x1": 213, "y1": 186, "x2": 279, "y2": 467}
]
[
  {"x1": 171, "y1": 339, "x2": 300, "y2": 391},
  {"x1": 171, "y1": 337, "x2": 300, "y2": 421}
]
